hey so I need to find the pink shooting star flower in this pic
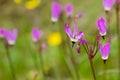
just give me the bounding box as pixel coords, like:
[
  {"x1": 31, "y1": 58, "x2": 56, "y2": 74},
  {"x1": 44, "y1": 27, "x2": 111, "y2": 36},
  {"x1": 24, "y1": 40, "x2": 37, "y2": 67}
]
[
  {"x1": 0, "y1": 28, "x2": 5, "y2": 38},
  {"x1": 4, "y1": 29, "x2": 18, "y2": 45},
  {"x1": 102, "y1": 0, "x2": 115, "y2": 11},
  {"x1": 65, "y1": 20, "x2": 84, "y2": 47},
  {"x1": 51, "y1": 1, "x2": 62, "y2": 22},
  {"x1": 65, "y1": 3, "x2": 73, "y2": 18},
  {"x1": 97, "y1": 17, "x2": 106, "y2": 39},
  {"x1": 32, "y1": 27, "x2": 43, "y2": 42},
  {"x1": 100, "y1": 42, "x2": 110, "y2": 63}
]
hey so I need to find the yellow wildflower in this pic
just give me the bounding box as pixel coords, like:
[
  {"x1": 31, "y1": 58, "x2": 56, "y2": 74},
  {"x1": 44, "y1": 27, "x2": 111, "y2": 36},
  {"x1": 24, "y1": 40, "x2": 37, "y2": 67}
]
[
  {"x1": 48, "y1": 32, "x2": 62, "y2": 46},
  {"x1": 25, "y1": 0, "x2": 41, "y2": 10},
  {"x1": 14, "y1": 0, "x2": 22, "y2": 4}
]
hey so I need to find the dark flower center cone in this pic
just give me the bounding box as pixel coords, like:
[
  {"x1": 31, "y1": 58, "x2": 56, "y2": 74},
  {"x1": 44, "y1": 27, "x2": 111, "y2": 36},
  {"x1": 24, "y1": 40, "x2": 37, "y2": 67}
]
[
  {"x1": 72, "y1": 42, "x2": 75, "y2": 48},
  {"x1": 103, "y1": 60, "x2": 107, "y2": 64},
  {"x1": 102, "y1": 36, "x2": 105, "y2": 39}
]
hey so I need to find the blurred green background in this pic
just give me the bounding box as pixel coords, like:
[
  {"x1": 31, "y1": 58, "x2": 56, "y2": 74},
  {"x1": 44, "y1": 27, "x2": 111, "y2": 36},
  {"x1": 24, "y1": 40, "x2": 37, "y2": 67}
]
[{"x1": 0, "y1": 0, "x2": 119, "y2": 80}]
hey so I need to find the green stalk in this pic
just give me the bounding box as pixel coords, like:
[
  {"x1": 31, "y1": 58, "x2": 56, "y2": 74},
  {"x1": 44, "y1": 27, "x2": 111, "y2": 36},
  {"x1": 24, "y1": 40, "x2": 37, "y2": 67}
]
[
  {"x1": 115, "y1": 1, "x2": 120, "y2": 79},
  {"x1": 4, "y1": 40, "x2": 16, "y2": 80},
  {"x1": 88, "y1": 56, "x2": 96, "y2": 80}
]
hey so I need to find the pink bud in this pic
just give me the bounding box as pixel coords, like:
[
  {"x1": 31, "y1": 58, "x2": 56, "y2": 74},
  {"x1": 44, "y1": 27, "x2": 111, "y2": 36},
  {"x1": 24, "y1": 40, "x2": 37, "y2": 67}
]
[{"x1": 77, "y1": 45, "x2": 80, "y2": 54}]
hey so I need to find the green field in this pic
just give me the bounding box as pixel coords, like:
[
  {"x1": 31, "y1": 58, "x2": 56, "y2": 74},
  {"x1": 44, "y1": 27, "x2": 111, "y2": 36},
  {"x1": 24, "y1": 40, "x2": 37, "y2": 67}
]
[{"x1": 0, "y1": 0, "x2": 119, "y2": 80}]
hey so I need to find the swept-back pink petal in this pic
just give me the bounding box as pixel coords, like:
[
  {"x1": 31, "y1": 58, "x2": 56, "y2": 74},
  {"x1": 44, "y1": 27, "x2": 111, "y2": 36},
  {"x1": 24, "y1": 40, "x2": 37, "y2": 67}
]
[
  {"x1": 97, "y1": 18, "x2": 106, "y2": 36},
  {"x1": 65, "y1": 24, "x2": 73, "y2": 39},
  {"x1": 102, "y1": 0, "x2": 115, "y2": 11},
  {"x1": 73, "y1": 19, "x2": 78, "y2": 36},
  {"x1": 77, "y1": 31, "x2": 84, "y2": 40},
  {"x1": 51, "y1": 1, "x2": 62, "y2": 22},
  {"x1": 13, "y1": 29, "x2": 18, "y2": 39}
]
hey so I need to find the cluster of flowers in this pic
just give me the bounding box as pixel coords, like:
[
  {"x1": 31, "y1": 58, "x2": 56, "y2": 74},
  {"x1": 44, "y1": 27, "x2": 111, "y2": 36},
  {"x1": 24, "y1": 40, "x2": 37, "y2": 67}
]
[
  {"x1": 51, "y1": 1, "x2": 83, "y2": 23},
  {"x1": 64, "y1": 0, "x2": 115, "y2": 62},
  {"x1": 65, "y1": 18, "x2": 110, "y2": 62},
  {"x1": 0, "y1": 28, "x2": 43, "y2": 45},
  {"x1": 51, "y1": 1, "x2": 72, "y2": 22}
]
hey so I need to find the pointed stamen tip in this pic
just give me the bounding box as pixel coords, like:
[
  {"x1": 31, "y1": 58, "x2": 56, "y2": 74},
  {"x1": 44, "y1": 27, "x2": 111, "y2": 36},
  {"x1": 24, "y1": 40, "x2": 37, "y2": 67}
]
[
  {"x1": 102, "y1": 36, "x2": 105, "y2": 39},
  {"x1": 72, "y1": 42, "x2": 75, "y2": 48},
  {"x1": 103, "y1": 60, "x2": 107, "y2": 64}
]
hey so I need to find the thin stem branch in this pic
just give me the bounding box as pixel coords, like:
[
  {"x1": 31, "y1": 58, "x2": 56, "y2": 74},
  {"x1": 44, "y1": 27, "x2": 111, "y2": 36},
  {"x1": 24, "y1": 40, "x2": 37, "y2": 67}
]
[
  {"x1": 82, "y1": 44, "x2": 89, "y2": 54},
  {"x1": 94, "y1": 41, "x2": 99, "y2": 57},
  {"x1": 85, "y1": 43, "x2": 89, "y2": 52},
  {"x1": 88, "y1": 56, "x2": 96, "y2": 80},
  {"x1": 105, "y1": 11, "x2": 111, "y2": 40},
  {"x1": 38, "y1": 44, "x2": 45, "y2": 80}
]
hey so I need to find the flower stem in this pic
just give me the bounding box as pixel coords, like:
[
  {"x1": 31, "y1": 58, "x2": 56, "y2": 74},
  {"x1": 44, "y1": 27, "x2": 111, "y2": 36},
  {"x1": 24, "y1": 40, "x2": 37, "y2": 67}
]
[
  {"x1": 105, "y1": 11, "x2": 111, "y2": 41},
  {"x1": 103, "y1": 62, "x2": 107, "y2": 80},
  {"x1": 38, "y1": 45, "x2": 45, "y2": 80},
  {"x1": 115, "y1": 1, "x2": 120, "y2": 79},
  {"x1": 4, "y1": 40, "x2": 16, "y2": 80},
  {"x1": 88, "y1": 56, "x2": 96, "y2": 80}
]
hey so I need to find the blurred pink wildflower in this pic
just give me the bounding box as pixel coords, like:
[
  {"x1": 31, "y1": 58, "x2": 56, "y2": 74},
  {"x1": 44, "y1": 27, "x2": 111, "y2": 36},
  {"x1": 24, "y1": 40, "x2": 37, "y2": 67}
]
[
  {"x1": 4, "y1": 29, "x2": 18, "y2": 45},
  {"x1": 51, "y1": 1, "x2": 62, "y2": 22},
  {"x1": 32, "y1": 27, "x2": 42, "y2": 42}
]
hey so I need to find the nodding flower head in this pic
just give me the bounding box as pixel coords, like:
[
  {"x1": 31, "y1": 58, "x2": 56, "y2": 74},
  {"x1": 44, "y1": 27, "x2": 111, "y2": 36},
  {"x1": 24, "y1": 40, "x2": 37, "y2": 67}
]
[
  {"x1": 65, "y1": 20, "x2": 84, "y2": 47},
  {"x1": 97, "y1": 17, "x2": 106, "y2": 38},
  {"x1": 65, "y1": 3, "x2": 73, "y2": 18},
  {"x1": 32, "y1": 27, "x2": 42, "y2": 42},
  {"x1": 0, "y1": 28, "x2": 5, "y2": 38},
  {"x1": 102, "y1": 0, "x2": 115, "y2": 11},
  {"x1": 4, "y1": 29, "x2": 18, "y2": 45},
  {"x1": 51, "y1": 1, "x2": 62, "y2": 22},
  {"x1": 100, "y1": 42, "x2": 110, "y2": 62}
]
